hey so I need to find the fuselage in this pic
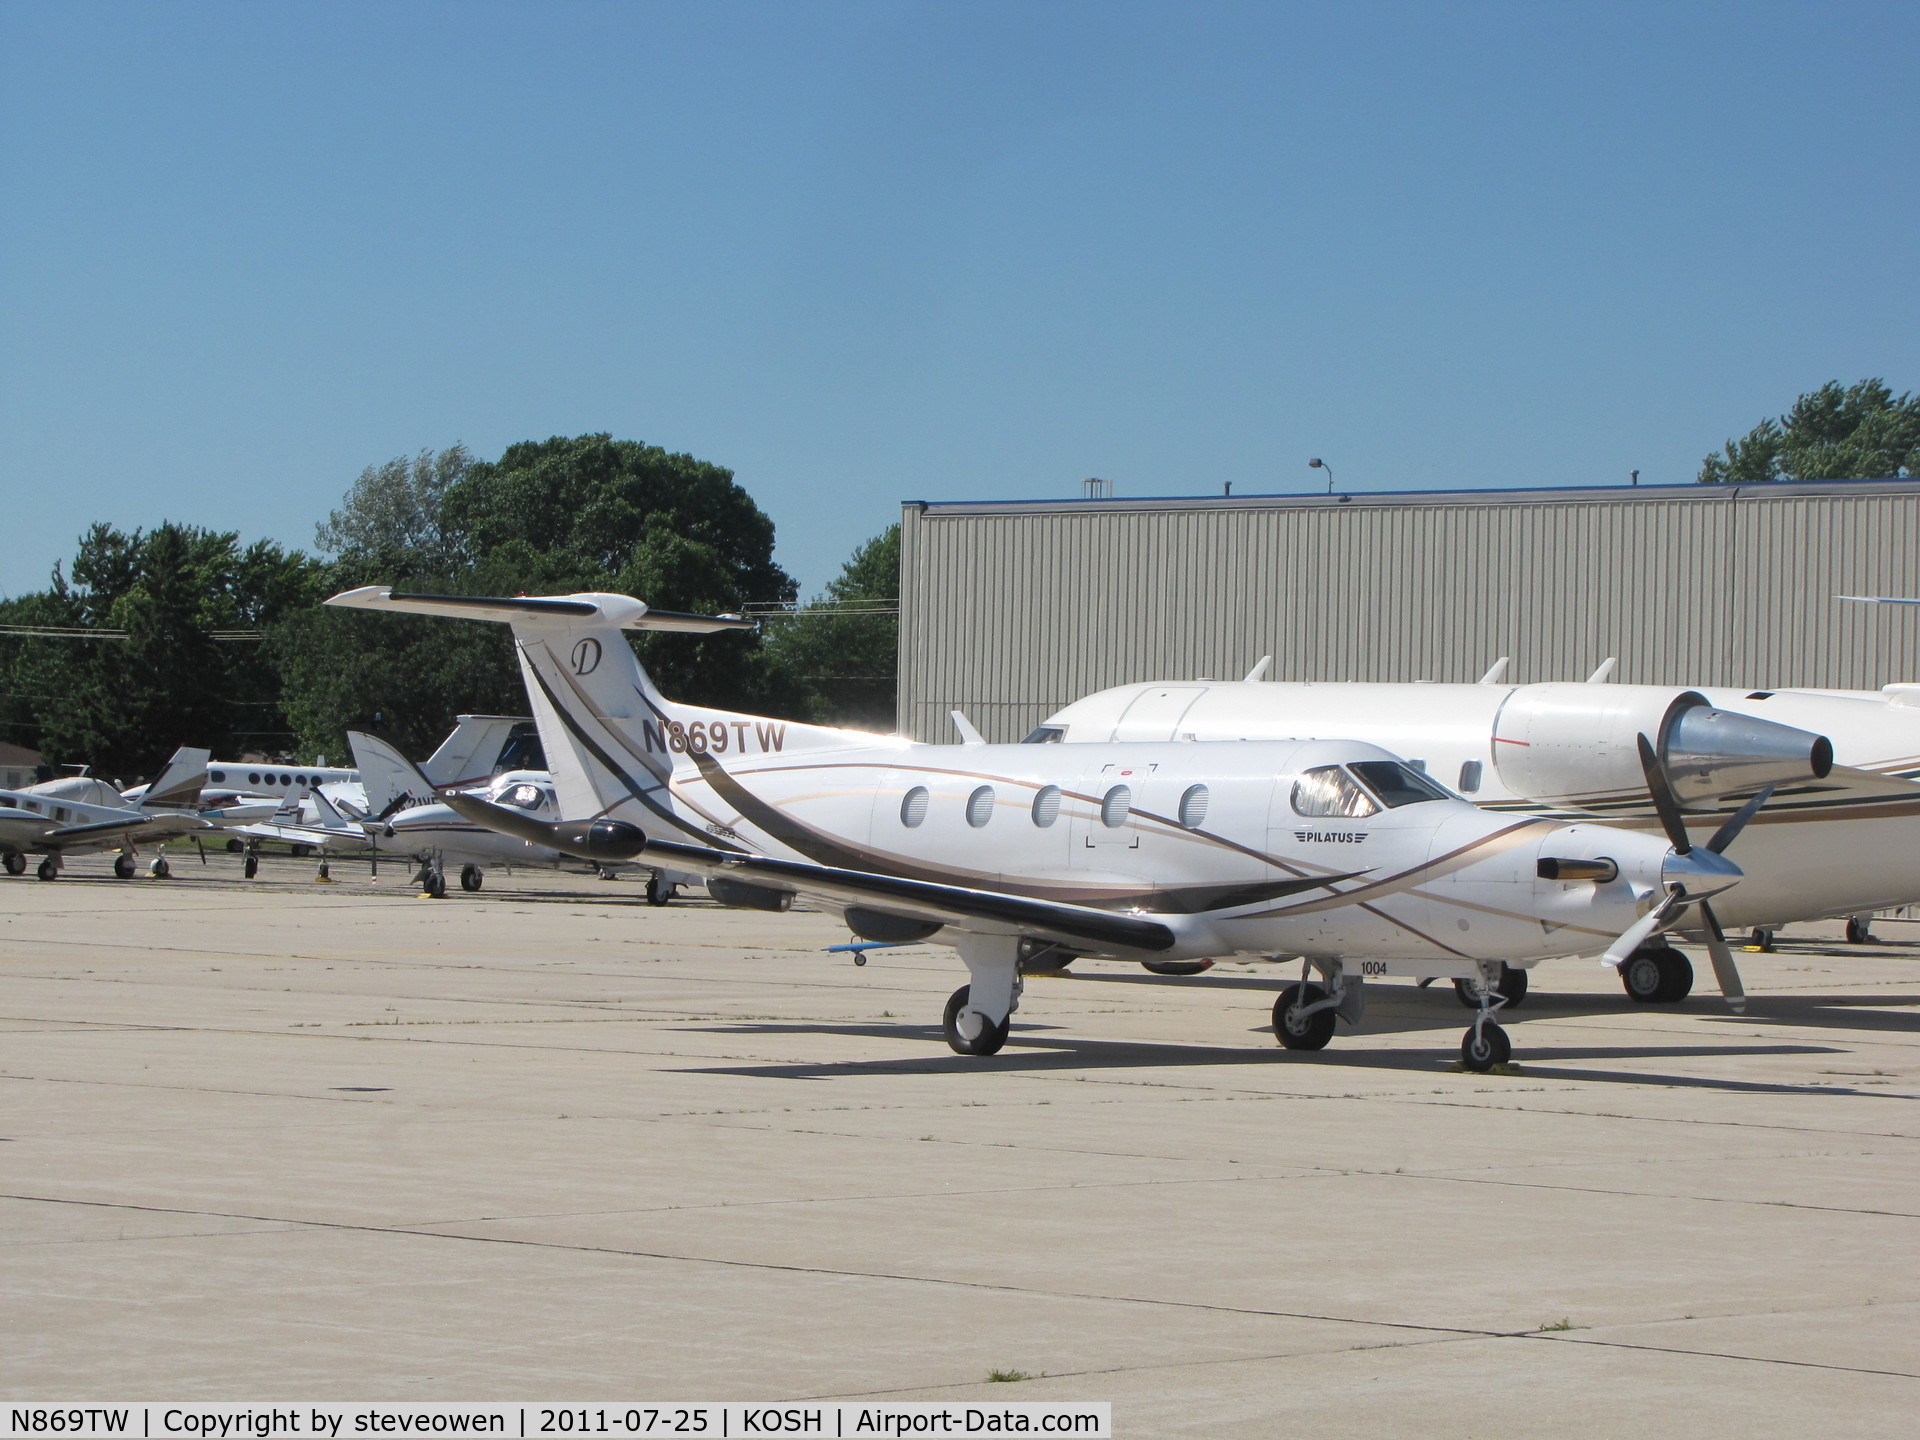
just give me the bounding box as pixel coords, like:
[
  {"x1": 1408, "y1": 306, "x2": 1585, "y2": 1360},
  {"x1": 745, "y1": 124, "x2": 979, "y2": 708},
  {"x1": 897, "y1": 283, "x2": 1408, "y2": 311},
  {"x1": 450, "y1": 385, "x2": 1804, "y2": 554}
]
[{"x1": 1040, "y1": 680, "x2": 1920, "y2": 928}]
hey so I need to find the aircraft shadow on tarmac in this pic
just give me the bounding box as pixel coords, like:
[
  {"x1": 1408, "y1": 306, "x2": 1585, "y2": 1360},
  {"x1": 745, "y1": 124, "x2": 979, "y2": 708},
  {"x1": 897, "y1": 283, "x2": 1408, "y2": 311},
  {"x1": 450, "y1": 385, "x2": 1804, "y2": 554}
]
[{"x1": 674, "y1": 1021, "x2": 1852, "y2": 1094}]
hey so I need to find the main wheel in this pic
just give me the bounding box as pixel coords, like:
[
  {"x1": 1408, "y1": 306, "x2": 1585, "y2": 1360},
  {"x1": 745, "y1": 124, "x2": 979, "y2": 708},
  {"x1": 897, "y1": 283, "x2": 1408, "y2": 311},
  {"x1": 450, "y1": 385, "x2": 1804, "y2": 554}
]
[
  {"x1": 1620, "y1": 945, "x2": 1692, "y2": 1003},
  {"x1": 1845, "y1": 916, "x2": 1873, "y2": 945},
  {"x1": 224, "y1": 837, "x2": 245, "y2": 853},
  {"x1": 942, "y1": 984, "x2": 1010, "y2": 1056},
  {"x1": 1748, "y1": 927, "x2": 1776, "y2": 953},
  {"x1": 1453, "y1": 964, "x2": 1528, "y2": 1009},
  {"x1": 37, "y1": 857, "x2": 59, "y2": 881},
  {"x1": 113, "y1": 854, "x2": 135, "y2": 879},
  {"x1": 243, "y1": 853, "x2": 259, "y2": 879},
  {"x1": 459, "y1": 864, "x2": 483, "y2": 892},
  {"x1": 1273, "y1": 982, "x2": 1336, "y2": 1051},
  {"x1": 1460, "y1": 1021, "x2": 1512, "y2": 1072},
  {"x1": 1143, "y1": 959, "x2": 1214, "y2": 976},
  {"x1": 645, "y1": 872, "x2": 673, "y2": 907},
  {"x1": 3, "y1": 851, "x2": 24, "y2": 876}
]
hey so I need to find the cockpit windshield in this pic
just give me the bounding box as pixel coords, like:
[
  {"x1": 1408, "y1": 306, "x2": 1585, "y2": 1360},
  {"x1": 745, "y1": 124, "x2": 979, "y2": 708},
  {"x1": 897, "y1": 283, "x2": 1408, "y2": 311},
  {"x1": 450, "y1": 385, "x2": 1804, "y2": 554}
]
[
  {"x1": 1021, "y1": 726, "x2": 1066, "y2": 744},
  {"x1": 1348, "y1": 760, "x2": 1453, "y2": 808},
  {"x1": 1291, "y1": 766, "x2": 1379, "y2": 818},
  {"x1": 496, "y1": 782, "x2": 550, "y2": 811}
]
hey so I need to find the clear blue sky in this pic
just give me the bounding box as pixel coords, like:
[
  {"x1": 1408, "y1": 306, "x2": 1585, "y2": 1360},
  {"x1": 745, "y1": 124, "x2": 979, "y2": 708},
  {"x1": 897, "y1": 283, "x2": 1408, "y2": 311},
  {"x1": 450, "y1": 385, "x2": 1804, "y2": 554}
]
[{"x1": 2, "y1": 1, "x2": 1914, "y2": 600}]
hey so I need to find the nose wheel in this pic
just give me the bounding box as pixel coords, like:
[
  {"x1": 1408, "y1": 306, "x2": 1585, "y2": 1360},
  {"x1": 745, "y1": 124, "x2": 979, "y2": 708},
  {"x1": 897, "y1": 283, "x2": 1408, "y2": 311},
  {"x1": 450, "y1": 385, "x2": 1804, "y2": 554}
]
[
  {"x1": 1273, "y1": 982, "x2": 1336, "y2": 1050},
  {"x1": 1460, "y1": 1020, "x2": 1511, "y2": 1071}
]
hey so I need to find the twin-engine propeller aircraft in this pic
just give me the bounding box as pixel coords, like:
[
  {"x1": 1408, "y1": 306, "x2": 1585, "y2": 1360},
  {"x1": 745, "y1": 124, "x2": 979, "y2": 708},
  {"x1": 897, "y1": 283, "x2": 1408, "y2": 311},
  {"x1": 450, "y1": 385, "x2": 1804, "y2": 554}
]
[
  {"x1": 1039, "y1": 671, "x2": 1888, "y2": 1002},
  {"x1": 327, "y1": 587, "x2": 1750, "y2": 1071},
  {"x1": 0, "y1": 747, "x2": 212, "y2": 879}
]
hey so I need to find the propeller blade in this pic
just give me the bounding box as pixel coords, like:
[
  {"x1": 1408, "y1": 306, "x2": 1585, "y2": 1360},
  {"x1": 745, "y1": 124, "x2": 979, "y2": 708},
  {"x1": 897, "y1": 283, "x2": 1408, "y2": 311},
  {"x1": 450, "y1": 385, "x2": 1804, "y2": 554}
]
[
  {"x1": 1697, "y1": 899, "x2": 1747, "y2": 1012},
  {"x1": 1602, "y1": 887, "x2": 1687, "y2": 968},
  {"x1": 1636, "y1": 733, "x2": 1693, "y2": 855},
  {"x1": 1704, "y1": 784, "x2": 1775, "y2": 855}
]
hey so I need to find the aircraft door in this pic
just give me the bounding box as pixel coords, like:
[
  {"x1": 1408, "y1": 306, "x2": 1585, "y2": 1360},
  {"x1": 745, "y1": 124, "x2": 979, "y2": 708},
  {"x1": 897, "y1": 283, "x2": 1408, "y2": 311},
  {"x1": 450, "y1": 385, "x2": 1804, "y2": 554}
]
[
  {"x1": 1071, "y1": 760, "x2": 1154, "y2": 858},
  {"x1": 1109, "y1": 687, "x2": 1207, "y2": 742}
]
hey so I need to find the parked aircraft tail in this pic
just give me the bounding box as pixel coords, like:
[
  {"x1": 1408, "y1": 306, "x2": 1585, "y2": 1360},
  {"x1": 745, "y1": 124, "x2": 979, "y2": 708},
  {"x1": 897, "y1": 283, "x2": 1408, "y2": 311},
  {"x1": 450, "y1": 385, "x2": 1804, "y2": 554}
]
[
  {"x1": 323, "y1": 590, "x2": 888, "y2": 845},
  {"x1": 347, "y1": 730, "x2": 439, "y2": 816},
  {"x1": 139, "y1": 747, "x2": 212, "y2": 811},
  {"x1": 419, "y1": 715, "x2": 537, "y2": 789}
]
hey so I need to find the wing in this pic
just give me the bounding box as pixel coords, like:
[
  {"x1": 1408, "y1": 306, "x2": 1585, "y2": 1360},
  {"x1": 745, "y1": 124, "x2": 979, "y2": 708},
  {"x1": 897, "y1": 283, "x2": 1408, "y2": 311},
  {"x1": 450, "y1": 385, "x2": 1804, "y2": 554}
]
[
  {"x1": 42, "y1": 813, "x2": 210, "y2": 846},
  {"x1": 444, "y1": 792, "x2": 1177, "y2": 954}
]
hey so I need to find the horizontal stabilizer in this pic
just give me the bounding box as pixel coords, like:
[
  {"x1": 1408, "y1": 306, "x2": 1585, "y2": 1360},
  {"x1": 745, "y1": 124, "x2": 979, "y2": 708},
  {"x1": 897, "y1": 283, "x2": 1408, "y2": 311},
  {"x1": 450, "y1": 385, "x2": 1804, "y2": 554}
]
[
  {"x1": 444, "y1": 792, "x2": 1177, "y2": 954},
  {"x1": 326, "y1": 587, "x2": 757, "y2": 634}
]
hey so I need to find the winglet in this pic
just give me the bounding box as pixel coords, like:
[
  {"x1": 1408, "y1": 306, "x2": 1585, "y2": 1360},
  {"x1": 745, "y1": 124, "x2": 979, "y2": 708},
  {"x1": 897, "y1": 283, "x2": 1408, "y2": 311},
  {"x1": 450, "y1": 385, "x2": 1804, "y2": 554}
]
[
  {"x1": 1478, "y1": 657, "x2": 1511, "y2": 684},
  {"x1": 1242, "y1": 656, "x2": 1273, "y2": 683},
  {"x1": 950, "y1": 710, "x2": 986, "y2": 746}
]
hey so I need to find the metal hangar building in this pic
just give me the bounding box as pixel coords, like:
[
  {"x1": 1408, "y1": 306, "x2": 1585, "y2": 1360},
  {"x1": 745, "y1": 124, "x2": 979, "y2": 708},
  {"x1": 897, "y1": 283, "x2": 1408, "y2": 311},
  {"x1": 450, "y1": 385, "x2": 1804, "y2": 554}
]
[{"x1": 895, "y1": 478, "x2": 1920, "y2": 743}]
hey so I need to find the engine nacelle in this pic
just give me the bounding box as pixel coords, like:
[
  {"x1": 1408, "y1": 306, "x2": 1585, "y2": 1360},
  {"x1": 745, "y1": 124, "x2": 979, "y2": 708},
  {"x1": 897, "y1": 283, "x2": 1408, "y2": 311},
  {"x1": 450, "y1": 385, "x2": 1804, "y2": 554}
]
[{"x1": 1491, "y1": 685, "x2": 1832, "y2": 809}]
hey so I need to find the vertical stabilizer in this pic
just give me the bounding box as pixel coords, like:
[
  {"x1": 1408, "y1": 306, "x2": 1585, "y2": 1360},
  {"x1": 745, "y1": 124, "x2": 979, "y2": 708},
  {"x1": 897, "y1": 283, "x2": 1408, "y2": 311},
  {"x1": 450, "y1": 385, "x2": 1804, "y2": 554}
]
[
  {"x1": 140, "y1": 747, "x2": 212, "y2": 811},
  {"x1": 347, "y1": 731, "x2": 439, "y2": 815},
  {"x1": 419, "y1": 715, "x2": 532, "y2": 789}
]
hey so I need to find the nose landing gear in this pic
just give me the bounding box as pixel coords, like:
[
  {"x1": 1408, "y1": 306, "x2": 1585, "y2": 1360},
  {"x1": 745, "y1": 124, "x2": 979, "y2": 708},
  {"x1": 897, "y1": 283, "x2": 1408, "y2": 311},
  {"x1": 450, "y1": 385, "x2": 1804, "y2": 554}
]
[{"x1": 1459, "y1": 960, "x2": 1514, "y2": 1073}]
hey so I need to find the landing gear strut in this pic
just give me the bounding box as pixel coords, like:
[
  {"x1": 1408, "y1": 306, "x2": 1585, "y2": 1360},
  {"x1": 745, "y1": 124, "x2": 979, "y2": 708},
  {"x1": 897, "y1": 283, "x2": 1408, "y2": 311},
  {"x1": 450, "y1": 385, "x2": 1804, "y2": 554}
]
[
  {"x1": 1459, "y1": 960, "x2": 1513, "y2": 1073},
  {"x1": 942, "y1": 935, "x2": 1021, "y2": 1056},
  {"x1": 1454, "y1": 963, "x2": 1527, "y2": 1009}
]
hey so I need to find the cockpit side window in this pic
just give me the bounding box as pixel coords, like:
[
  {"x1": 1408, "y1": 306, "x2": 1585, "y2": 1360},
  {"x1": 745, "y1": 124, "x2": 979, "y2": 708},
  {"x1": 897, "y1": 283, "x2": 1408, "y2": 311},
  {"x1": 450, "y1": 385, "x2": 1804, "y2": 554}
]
[
  {"x1": 1348, "y1": 760, "x2": 1453, "y2": 808},
  {"x1": 500, "y1": 782, "x2": 546, "y2": 811},
  {"x1": 1021, "y1": 726, "x2": 1065, "y2": 744},
  {"x1": 1290, "y1": 766, "x2": 1379, "y2": 818}
]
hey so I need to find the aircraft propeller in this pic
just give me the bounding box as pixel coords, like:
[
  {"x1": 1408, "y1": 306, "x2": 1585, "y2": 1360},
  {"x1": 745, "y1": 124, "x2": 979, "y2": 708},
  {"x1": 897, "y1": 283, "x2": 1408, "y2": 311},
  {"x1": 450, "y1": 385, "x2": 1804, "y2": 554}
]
[{"x1": 1601, "y1": 734, "x2": 1773, "y2": 1011}]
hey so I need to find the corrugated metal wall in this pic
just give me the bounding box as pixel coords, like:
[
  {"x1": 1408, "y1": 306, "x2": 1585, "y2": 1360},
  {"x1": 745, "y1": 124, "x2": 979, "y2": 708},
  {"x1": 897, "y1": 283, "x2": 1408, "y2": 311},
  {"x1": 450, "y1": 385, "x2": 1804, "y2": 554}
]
[{"x1": 897, "y1": 481, "x2": 1920, "y2": 742}]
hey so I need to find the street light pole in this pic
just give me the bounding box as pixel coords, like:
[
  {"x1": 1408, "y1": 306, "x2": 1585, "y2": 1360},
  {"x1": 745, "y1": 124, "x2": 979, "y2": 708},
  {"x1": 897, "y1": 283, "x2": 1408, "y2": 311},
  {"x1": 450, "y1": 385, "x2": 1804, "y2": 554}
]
[{"x1": 1309, "y1": 457, "x2": 1333, "y2": 494}]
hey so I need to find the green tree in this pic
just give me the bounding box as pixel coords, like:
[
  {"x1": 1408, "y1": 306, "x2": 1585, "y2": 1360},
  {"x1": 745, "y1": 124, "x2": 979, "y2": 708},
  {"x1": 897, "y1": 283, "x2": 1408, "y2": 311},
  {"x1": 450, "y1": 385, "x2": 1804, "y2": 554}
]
[
  {"x1": 0, "y1": 524, "x2": 323, "y2": 778},
  {"x1": 315, "y1": 443, "x2": 472, "y2": 575},
  {"x1": 1699, "y1": 380, "x2": 1920, "y2": 484},
  {"x1": 760, "y1": 525, "x2": 900, "y2": 730}
]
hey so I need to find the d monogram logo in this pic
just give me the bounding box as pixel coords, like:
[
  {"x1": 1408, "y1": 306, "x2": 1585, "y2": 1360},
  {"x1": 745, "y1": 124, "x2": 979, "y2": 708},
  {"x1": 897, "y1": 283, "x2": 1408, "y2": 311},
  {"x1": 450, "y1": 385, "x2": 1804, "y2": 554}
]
[{"x1": 571, "y1": 638, "x2": 602, "y2": 675}]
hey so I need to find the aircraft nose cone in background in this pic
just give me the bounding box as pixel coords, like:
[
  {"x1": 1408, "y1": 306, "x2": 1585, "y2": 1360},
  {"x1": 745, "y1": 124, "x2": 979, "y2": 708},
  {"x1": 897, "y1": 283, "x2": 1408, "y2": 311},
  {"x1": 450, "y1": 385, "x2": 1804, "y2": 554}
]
[{"x1": 1661, "y1": 844, "x2": 1743, "y2": 900}]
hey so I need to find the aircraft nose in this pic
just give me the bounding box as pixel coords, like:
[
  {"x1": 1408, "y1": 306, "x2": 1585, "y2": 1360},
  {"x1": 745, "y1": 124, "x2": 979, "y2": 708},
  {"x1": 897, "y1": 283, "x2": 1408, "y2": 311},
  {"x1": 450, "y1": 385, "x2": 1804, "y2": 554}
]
[{"x1": 1662, "y1": 844, "x2": 1742, "y2": 899}]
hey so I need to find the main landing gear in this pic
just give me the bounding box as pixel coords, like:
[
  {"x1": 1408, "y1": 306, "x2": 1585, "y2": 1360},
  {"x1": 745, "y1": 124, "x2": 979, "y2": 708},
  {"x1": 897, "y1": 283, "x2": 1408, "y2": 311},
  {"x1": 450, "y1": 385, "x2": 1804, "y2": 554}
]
[
  {"x1": 2, "y1": 850, "x2": 24, "y2": 876},
  {"x1": 645, "y1": 871, "x2": 674, "y2": 907},
  {"x1": 37, "y1": 855, "x2": 62, "y2": 882},
  {"x1": 941, "y1": 935, "x2": 1022, "y2": 1056},
  {"x1": 1619, "y1": 943, "x2": 1693, "y2": 1003},
  {"x1": 1271, "y1": 959, "x2": 1514, "y2": 1072},
  {"x1": 459, "y1": 863, "x2": 484, "y2": 892},
  {"x1": 1846, "y1": 916, "x2": 1874, "y2": 945},
  {"x1": 114, "y1": 853, "x2": 136, "y2": 880}
]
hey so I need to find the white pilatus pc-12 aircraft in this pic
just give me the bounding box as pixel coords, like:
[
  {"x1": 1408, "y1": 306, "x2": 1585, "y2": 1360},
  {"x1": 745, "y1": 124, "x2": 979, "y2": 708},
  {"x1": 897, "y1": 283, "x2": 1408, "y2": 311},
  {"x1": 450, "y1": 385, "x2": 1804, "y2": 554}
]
[
  {"x1": 1034, "y1": 660, "x2": 1911, "y2": 1002},
  {"x1": 328, "y1": 587, "x2": 1760, "y2": 1072}
]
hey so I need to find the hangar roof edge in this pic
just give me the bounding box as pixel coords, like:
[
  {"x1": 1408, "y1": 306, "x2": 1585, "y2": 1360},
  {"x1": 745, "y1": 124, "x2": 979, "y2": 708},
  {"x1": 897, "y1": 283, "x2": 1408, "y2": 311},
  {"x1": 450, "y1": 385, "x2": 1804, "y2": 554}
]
[{"x1": 906, "y1": 476, "x2": 1920, "y2": 516}]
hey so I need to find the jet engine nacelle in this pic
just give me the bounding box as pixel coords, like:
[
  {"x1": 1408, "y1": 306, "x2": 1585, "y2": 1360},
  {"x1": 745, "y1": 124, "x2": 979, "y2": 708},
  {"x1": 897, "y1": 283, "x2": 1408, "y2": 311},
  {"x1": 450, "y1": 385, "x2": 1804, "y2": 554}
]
[{"x1": 1491, "y1": 685, "x2": 1832, "y2": 809}]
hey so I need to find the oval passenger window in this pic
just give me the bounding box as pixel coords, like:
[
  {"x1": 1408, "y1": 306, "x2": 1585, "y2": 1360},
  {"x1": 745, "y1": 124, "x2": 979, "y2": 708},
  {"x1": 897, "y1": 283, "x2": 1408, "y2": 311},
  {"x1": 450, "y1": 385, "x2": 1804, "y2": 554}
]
[
  {"x1": 900, "y1": 787, "x2": 930, "y2": 827},
  {"x1": 1031, "y1": 785, "x2": 1062, "y2": 827},
  {"x1": 1178, "y1": 784, "x2": 1209, "y2": 829},
  {"x1": 248, "y1": 773, "x2": 261, "y2": 786},
  {"x1": 965, "y1": 786, "x2": 995, "y2": 828},
  {"x1": 1101, "y1": 785, "x2": 1132, "y2": 828},
  {"x1": 210, "y1": 770, "x2": 225, "y2": 784}
]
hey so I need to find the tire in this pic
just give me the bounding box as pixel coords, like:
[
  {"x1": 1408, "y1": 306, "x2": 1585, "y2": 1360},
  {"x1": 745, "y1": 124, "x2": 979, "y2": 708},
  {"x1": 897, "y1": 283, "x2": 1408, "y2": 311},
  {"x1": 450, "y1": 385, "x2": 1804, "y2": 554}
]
[
  {"x1": 224, "y1": 837, "x2": 245, "y2": 853},
  {"x1": 942, "y1": 984, "x2": 1010, "y2": 1056},
  {"x1": 459, "y1": 864, "x2": 483, "y2": 892},
  {"x1": 1620, "y1": 945, "x2": 1692, "y2": 1004},
  {"x1": 427, "y1": 870, "x2": 448, "y2": 899},
  {"x1": 113, "y1": 854, "x2": 135, "y2": 879},
  {"x1": 1273, "y1": 982, "x2": 1336, "y2": 1051},
  {"x1": 243, "y1": 854, "x2": 259, "y2": 879},
  {"x1": 1460, "y1": 1021, "x2": 1512, "y2": 1072},
  {"x1": 1453, "y1": 964, "x2": 1528, "y2": 1009},
  {"x1": 37, "y1": 857, "x2": 59, "y2": 881},
  {"x1": 645, "y1": 873, "x2": 673, "y2": 907},
  {"x1": 1142, "y1": 959, "x2": 1214, "y2": 976},
  {"x1": 151, "y1": 857, "x2": 170, "y2": 879},
  {"x1": 2, "y1": 851, "x2": 24, "y2": 876},
  {"x1": 1845, "y1": 917, "x2": 1872, "y2": 945},
  {"x1": 1749, "y1": 928, "x2": 1776, "y2": 953}
]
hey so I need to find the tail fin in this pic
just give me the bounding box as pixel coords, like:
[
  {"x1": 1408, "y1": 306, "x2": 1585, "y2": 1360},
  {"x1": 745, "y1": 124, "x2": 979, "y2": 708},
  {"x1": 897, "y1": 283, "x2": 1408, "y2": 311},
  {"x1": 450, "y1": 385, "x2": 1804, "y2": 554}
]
[
  {"x1": 347, "y1": 730, "x2": 438, "y2": 815},
  {"x1": 419, "y1": 714, "x2": 536, "y2": 789},
  {"x1": 324, "y1": 588, "x2": 876, "y2": 844},
  {"x1": 140, "y1": 747, "x2": 212, "y2": 811}
]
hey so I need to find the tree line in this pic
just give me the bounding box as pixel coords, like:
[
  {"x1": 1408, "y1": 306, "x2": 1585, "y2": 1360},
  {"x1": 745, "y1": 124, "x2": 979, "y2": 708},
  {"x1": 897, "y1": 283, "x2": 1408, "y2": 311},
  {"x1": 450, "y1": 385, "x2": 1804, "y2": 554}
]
[{"x1": 0, "y1": 434, "x2": 898, "y2": 781}]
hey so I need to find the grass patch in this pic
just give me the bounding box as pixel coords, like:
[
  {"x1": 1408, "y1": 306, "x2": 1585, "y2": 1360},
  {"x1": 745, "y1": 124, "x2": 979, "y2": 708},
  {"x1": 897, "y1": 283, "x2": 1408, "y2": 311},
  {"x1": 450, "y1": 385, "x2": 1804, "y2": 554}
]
[
  {"x1": 986, "y1": 1369, "x2": 1033, "y2": 1383},
  {"x1": 1538, "y1": 1318, "x2": 1574, "y2": 1332}
]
